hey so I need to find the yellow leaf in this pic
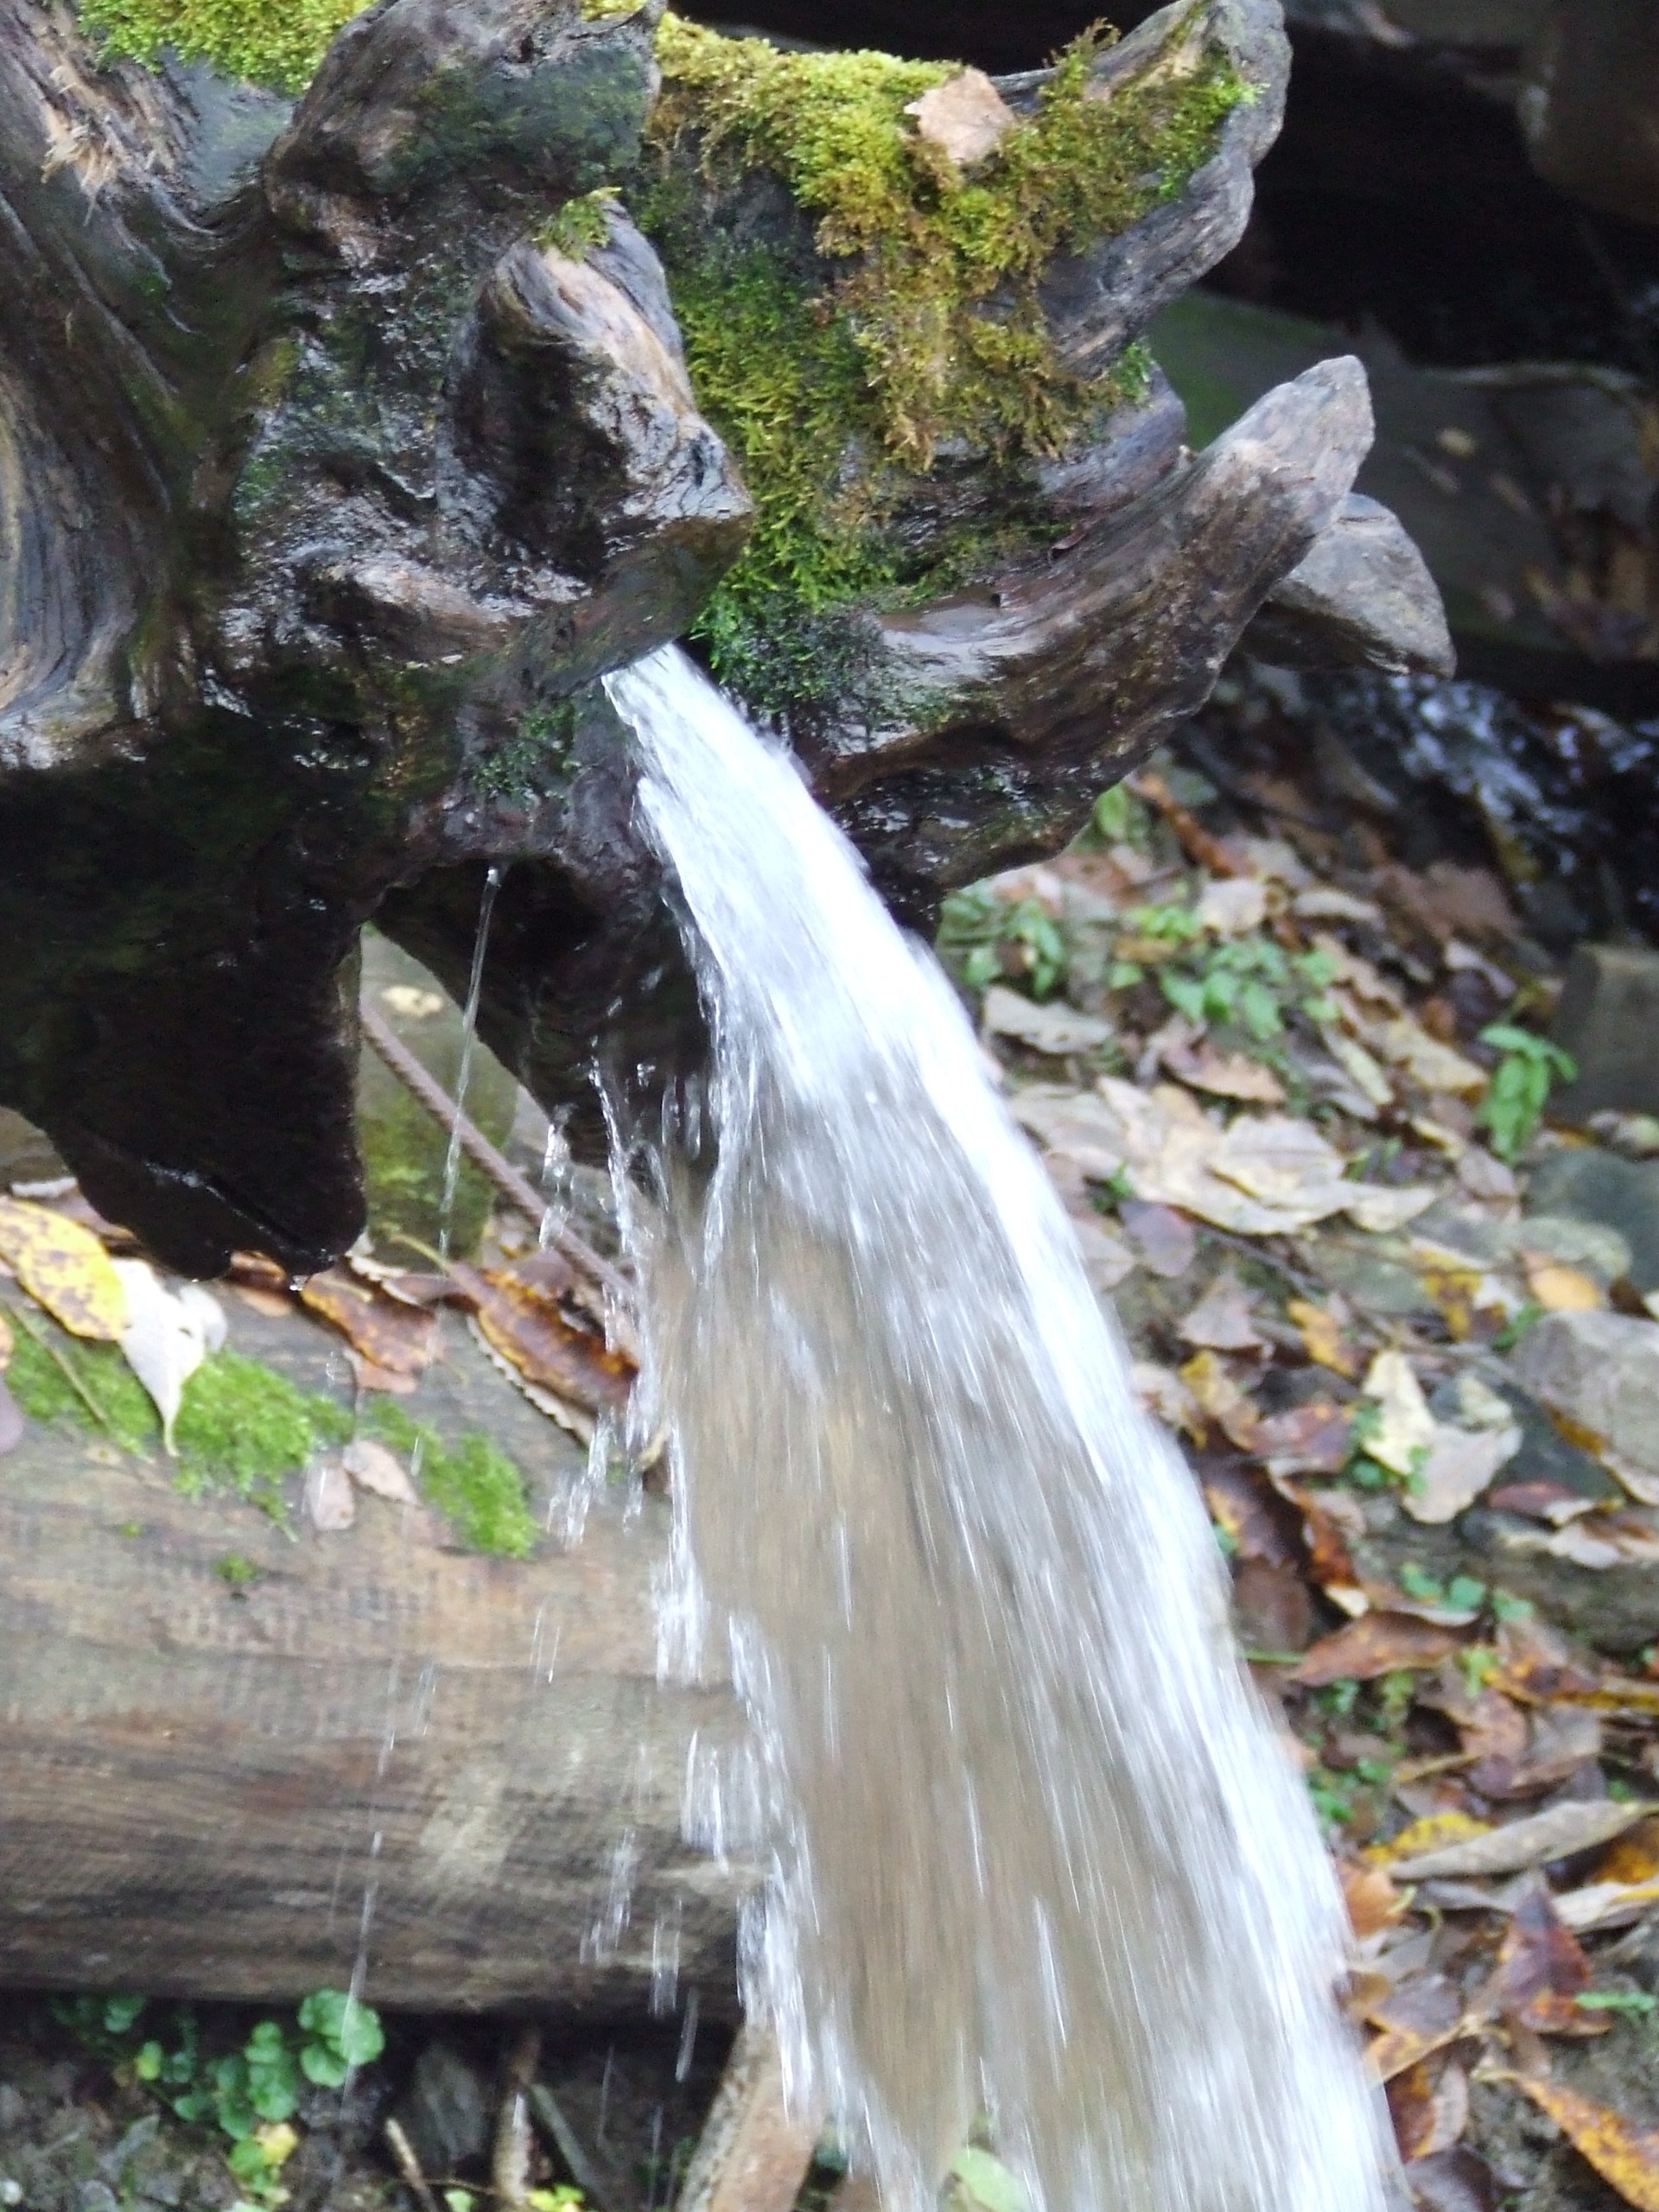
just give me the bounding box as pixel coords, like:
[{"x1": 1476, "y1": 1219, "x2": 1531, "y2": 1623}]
[
  {"x1": 1514, "y1": 2077, "x2": 1659, "y2": 2212},
  {"x1": 1363, "y1": 1811, "x2": 1490, "y2": 1868},
  {"x1": 1525, "y1": 1261, "x2": 1604, "y2": 1313},
  {"x1": 0, "y1": 1199, "x2": 126, "y2": 1340},
  {"x1": 1287, "y1": 1297, "x2": 1357, "y2": 1376},
  {"x1": 254, "y1": 2123, "x2": 300, "y2": 2171}
]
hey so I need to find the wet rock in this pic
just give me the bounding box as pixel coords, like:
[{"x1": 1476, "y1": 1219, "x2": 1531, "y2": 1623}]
[
  {"x1": 393, "y1": 2044, "x2": 490, "y2": 2180},
  {"x1": 1550, "y1": 945, "x2": 1659, "y2": 1125},
  {"x1": 1526, "y1": 1147, "x2": 1659, "y2": 1292},
  {"x1": 1511, "y1": 1308, "x2": 1659, "y2": 1495},
  {"x1": 1241, "y1": 491, "x2": 1456, "y2": 677},
  {"x1": 1521, "y1": 0, "x2": 1659, "y2": 226}
]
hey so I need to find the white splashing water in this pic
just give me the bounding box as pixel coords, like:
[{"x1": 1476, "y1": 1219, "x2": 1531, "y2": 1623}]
[{"x1": 601, "y1": 645, "x2": 1393, "y2": 2212}]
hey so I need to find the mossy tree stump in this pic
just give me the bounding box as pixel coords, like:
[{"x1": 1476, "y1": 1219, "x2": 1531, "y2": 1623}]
[{"x1": 0, "y1": 0, "x2": 1451, "y2": 1262}]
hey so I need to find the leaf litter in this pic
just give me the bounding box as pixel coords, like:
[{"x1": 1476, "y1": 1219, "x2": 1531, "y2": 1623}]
[{"x1": 946, "y1": 732, "x2": 1659, "y2": 2212}]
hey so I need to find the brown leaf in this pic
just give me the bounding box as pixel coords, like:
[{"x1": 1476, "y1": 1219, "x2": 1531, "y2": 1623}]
[
  {"x1": 1255, "y1": 1401, "x2": 1353, "y2": 1475},
  {"x1": 1200, "y1": 1464, "x2": 1296, "y2": 1564},
  {"x1": 1511, "y1": 2077, "x2": 1659, "y2": 2212},
  {"x1": 1292, "y1": 1613, "x2": 1459, "y2": 1687},
  {"x1": 1119, "y1": 1198, "x2": 1196, "y2": 1279},
  {"x1": 1179, "y1": 1273, "x2": 1265, "y2": 1351},
  {"x1": 1404, "y1": 2146, "x2": 1497, "y2": 2212},
  {"x1": 1340, "y1": 1859, "x2": 1406, "y2": 1940},
  {"x1": 1162, "y1": 1036, "x2": 1286, "y2": 1105},
  {"x1": 1390, "y1": 2057, "x2": 1470, "y2": 2162},
  {"x1": 904, "y1": 67, "x2": 1016, "y2": 167},
  {"x1": 453, "y1": 1260, "x2": 634, "y2": 1416},
  {"x1": 298, "y1": 1267, "x2": 437, "y2": 1380},
  {"x1": 1526, "y1": 1261, "x2": 1604, "y2": 1313},
  {"x1": 1365, "y1": 1974, "x2": 1466, "y2": 2082},
  {"x1": 1491, "y1": 1615, "x2": 1601, "y2": 1703},
  {"x1": 1231, "y1": 1557, "x2": 1313, "y2": 1655},
  {"x1": 342, "y1": 1437, "x2": 417, "y2": 1505},
  {"x1": 1493, "y1": 1875, "x2": 1605, "y2": 2035}
]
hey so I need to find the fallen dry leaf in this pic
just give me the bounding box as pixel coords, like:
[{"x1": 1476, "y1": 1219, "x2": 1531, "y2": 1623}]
[
  {"x1": 1119, "y1": 1198, "x2": 1195, "y2": 1279},
  {"x1": 1510, "y1": 2076, "x2": 1659, "y2": 2212},
  {"x1": 1161, "y1": 1034, "x2": 1286, "y2": 1105},
  {"x1": 111, "y1": 1260, "x2": 226, "y2": 1452},
  {"x1": 1231, "y1": 1556, "x2": 1313, "y2": 1654},
  {"x1": 1404, "y1": 1422, "x2": 1522, "y2": 1526},
  {"x1": 1179, "y1": 1274, "x2": 1265, "y2": 1351},
  {"x1": 1179, "y1": 1350, "x2": 1262, "y2": 1450},
  {"x1": 0, "y1": 1198, "x2": 126, "y2": 1340},
  {"x1": 1595, "y1": 1815, "x2": 1659, "y2": 1887},
  {"x1": 1403, "y1": 2145, "x2": 1496, "y2": 2212},
  {"x1": 1390, "y1": 2057, "x2": 1470, "y2": 2161},
  {"x1": 1287, "y1": 1295, "x2": 1360, "y2": 1376},
  {"x1": 1365, "y1": 1974, "x2": 1466, "y2": 2082},
  {"x1": 1525, "y1": 1260, "x2": 1604, "y2": 1313},
  {"x1": 982, "y1": 985, "x2": 1109, "y2": 1057},
  {"x1": 1341, "y1": 1859, "x2": 1407, "y2": 1939},
  {"x1": 1387, "y1": 1798, "x2": 1656, "y2": 1879},
  {"x1": 1492, "y1": 1875, "x2": 1605, "y2": 2035},
  {"x1": 1554, "y1": 1877, "x2": 1659, "y2": 1935},
  {"x1": 1255, "y1": 1400, "x2": 1353, "y2": 1476},
  {"x1": 303, "y1": 1456, "x2": 356, "y2": 1534},
  {"x1": 299, "y1": 1267, "x2": 437, "y2": 1382},
  {"x1": 342, "y1": 1436, "x2": 417, "y2": 1505},
  {"x1": 1291, "y1": 1612, "x2": 1459, "y2": 1687},
  {"x1": 1195, "y1": 875, "x2": 1268, "y2": 935},
  {"x1": 1130, "y1": 1360, "x2": 1205, "y2": 1441},
  {"x1": 1201, "y1": 1464, "x2": 1296, "y2": 1562},
  {"x1": 453, "y1": 1258, "x2": 634, "y2": 1417},
  {"x1": 1367, "y1": 1811, "x2": 1491, "y2": 1867},
  {"x1": 905, "y1": 67, "x2": 1016, "y2": 166},
  {"x1": 1362, "y1": 1349, "x2": 1437, "y2": 1479}
]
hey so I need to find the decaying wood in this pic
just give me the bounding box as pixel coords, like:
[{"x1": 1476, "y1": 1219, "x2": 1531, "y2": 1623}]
[
  {"x1": 0, "y1": 1313, "x2": 750, "y2": 2009},
  {"x1": 675, "y1": 2024, "x2": 823, "y2": 2212},
  {"x1": 0, "y1": 0, "x2": 1450, "y2": 1265}
]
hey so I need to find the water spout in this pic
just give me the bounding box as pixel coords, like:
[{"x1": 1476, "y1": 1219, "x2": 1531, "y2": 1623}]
[{"x1": 602, "y1": 645, "x2": 1394, "y2": 2212}]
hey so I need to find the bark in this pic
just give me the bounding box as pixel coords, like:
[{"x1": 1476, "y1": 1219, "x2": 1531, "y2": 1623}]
[{"x1": 0, "y1": 0, "x2": 1451, "y2": 1271}]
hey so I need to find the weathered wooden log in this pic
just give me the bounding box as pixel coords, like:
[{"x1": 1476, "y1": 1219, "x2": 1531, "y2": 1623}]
[
  {"x1": 0, "y1": 0, "x2": 1449, "y2": 1268},
  {"x1": 0, "y1": 1307, "x2": 750, "y2": 2009}
]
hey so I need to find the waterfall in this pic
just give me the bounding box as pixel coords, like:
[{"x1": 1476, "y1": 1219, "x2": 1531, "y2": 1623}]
[{"x1": 602, "y1": 645, "x2": 1393, "y2": 2212}]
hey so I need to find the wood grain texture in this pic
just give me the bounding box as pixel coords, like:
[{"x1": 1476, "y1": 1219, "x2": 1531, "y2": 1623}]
[{"x1": 0, "y1": 1306, "x2": 751, "y2": 2012}]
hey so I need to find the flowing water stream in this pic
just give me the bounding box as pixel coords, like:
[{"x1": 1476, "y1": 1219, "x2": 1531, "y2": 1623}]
[{"x1": 600, "y1": 646, "x2": 1393, "y2": 2212}]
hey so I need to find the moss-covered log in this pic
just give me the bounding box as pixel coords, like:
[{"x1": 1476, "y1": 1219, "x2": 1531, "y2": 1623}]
[{"x1": 0, "y1": 0, "x2": 1449, "y2": 1268}]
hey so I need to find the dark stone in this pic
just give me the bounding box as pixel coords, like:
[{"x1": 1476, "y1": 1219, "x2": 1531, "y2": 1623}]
[
  {"x1": 1550, "y1": 946, "x2": 1659, "y2": 1128},
  {"x1": 1527, "y1": 1146, "x2": 1659, "y2": 1291},
  {"x1": 395, "y1": 2044, "x2": 491, "y2": 2179}
]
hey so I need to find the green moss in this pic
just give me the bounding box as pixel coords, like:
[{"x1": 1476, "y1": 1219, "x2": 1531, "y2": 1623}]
[
  {"x1": 475, "y1": 701, "x2": 580, "y2": 802},
  {"x1": 5, "y1": 1312, "x2": 350, "y2": 1526},
  {"x1": 644, "y1": 15, "x2": 1241, "y2": 702},
  {"x1": 652, "y1": 10, "x2": 1246, "y2": 465},
  {"x1": 173, "y1": 1351, "x2": 353, "y2": 1521},
  {"x1": 365, "y1": 1402, "x2": 536, "y2": 1558},
  {"x1": 536, "y1": 187, "x2": 622, "y2": 261},
  {"x1": 8, "y1": 1319, "x2": 162, "y2": 1456},
  {"x1": 76, "y1": 0, "x2": 361, "y2": 90}
]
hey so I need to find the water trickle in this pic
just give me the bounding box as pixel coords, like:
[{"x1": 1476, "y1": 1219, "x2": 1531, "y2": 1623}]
[
  {"x1": 601, "y1": 647, "x2": 1393, "y2": 2212},
  {"x1": 437, "y1": 861, "x2": 504, "y2": 1264}
]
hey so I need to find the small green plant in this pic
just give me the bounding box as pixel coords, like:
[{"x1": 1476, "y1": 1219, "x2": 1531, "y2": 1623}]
[
  {"x1": 937, "y1": 887, "x2": 1068, "y2": 1001},
  {"x1": 1575, "y1": 1989, "x2": 1658, "y2": 2019},
  {"x1": 1476, "y1": 1025, "x2": 1576, "y2": 1162},
  {"x1": 1156, "y1": 934, "x2": 1338, "y2": 1047},
  {"x1": 56, "y1": 1987, "x2": 385, "y2": 2202},
  {"x1": 1090, "y1": 785, "x2": 1147, "y2": 848}
]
